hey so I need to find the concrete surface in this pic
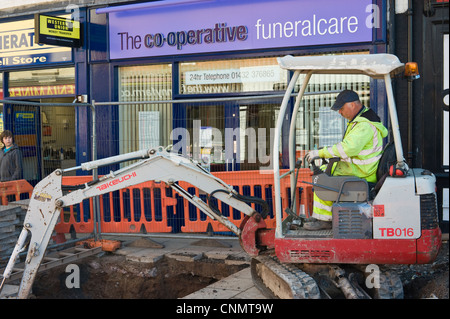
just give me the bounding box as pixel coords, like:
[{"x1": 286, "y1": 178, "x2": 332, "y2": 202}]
[
  {"x1": 0, "y1": 284, "x2": 19, "y2": 298},
  {"x1": 181, "y1": 268, "x2": 267, "y2": 299}
]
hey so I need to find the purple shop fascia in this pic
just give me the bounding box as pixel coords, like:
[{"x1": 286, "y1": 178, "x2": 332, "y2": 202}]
[{"x1": 97, "y1": 0, "x2": 376, "y2": 59}]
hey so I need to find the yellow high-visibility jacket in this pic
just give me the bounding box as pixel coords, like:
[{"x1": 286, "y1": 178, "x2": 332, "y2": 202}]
[{"x1": 318, "y1": 107, "x2": 388, "y2": 183}]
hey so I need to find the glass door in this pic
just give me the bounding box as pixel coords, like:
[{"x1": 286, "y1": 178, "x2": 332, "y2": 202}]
[
  {"x1": 39, "y1": 97, "x2": 76, "y2": 177},
  {"x1": 185, "y1": 103, "x2": 226, "y2": 172}
]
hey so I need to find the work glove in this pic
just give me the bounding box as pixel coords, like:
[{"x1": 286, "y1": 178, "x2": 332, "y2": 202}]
[{"x1": 305, "y1": 150, "x2": 320, "y2": 163}]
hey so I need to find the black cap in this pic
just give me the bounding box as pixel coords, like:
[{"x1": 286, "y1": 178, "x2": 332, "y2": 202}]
[{"x1": 331, "y1": 90, "x2": 360, "y2": 111}]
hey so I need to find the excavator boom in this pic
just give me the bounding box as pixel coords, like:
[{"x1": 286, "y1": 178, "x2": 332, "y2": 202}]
[{"x1": 1, "y1": 147, "x2": 265, "y2": 299}]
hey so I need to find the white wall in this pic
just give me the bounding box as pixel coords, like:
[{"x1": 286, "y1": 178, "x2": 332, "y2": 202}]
[{"x1": 0, "y1": 0, "x2": 57, "y2": 10}]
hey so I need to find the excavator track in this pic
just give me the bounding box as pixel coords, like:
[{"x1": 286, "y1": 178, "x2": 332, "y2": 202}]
[{"x1": 250, "y1": 255, "x2": 321, "y2": 299}]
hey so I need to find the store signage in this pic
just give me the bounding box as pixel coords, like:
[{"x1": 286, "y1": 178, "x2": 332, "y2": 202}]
[
  {"x1": 35, "y1": 14, "x2": 82, "y2": 48},
  {"x1": 185, "y1": 66, "x2": 280, "y2": 85},
  {"x1": 8, "y1": 84, "x2": 75, "y2": 98},
  {"x1": 105, "y1": 0, "x2": 374, "y2": 59},
  {"x1": 0, "y1": 18, "x2": 72, "y2": 69}
]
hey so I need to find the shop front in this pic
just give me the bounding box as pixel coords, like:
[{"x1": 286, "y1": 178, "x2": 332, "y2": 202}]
[
  {"x1": 0, "y1": 16, "x2": 76, "y2": 184},
  {"x1": 92, "y1": 0, "x2": 386, "y2": 172}
]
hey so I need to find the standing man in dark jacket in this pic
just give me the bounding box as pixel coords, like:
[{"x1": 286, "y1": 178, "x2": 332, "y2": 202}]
[{"x1": 0, "y1": 130, "x2": 23, "y2": 182}]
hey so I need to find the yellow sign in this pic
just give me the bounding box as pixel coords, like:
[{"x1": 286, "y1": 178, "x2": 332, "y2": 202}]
[
  {"x1": 39, "y1": 15, "x2": 80, "y2": 39},
  {"x1": 35, "y1": 14, "x2": 81, "y2": 47}
]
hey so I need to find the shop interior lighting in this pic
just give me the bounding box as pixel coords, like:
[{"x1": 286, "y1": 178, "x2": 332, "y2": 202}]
[{"x1": 395, "y1": 0, "x2": 409, "y2": 14}]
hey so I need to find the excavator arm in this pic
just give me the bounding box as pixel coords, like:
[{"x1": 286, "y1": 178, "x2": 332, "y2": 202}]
[
  {"x1": 59, "y1": 147, "x2": 258, "y2": 235},
  {"x1": 1, "y1": 147, "x2": 269, "y2": 299}
]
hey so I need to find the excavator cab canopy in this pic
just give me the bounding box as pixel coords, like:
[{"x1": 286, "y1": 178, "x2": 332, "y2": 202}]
[
  {"x1": 277, "y1": 54, "x2": 405, "y2": 78},
  {"x1": 272, "y1": 53, "x2": 411, "y2": 238}
]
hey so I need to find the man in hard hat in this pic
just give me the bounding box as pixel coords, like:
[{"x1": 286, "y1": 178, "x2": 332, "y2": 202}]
[{"x1": 303, "y1": 90, "x2": 388, "y2": 230}]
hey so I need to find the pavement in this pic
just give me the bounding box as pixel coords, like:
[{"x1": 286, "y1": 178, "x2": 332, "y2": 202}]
[
  {"x1": 181, "y1": 267, "x2": 267, "y2": 299},
  {"x1": 104, "y1": 234, "x2": 267, "y2": 299}
]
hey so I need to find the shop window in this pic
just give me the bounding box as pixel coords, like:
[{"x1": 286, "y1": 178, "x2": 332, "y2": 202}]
[
  {"x1": 8, "y1": 68, "x2": 75, "y2": 98},
  {"x1": 185, "y1": 103, "x2": 226, "y2": 171},
  {"x1": 293, "y1": 71, "x2": 371, "y2": 154},
  {"x1": 5, "y1": 68, "x2": 76, "y2": 181},
  {"x1": 181, "y1": 52, "x2": 371, "y2": 170},
  {"x1": 238, "y1": 102, "x2": 280, "y2": 170},
  {"x1": 117, "y1": 52, "x2": 371, "y2": 171},
  {"x1": 118, "y1": 64, "x2": 172, "y2": 154},
  {"x1": 40, "y1": 98, "x2": 77, "y2": 177},
  {"x1": 181, "y1": 100, "x2": 281, "y2": 172},
  {"x1": 179, "y1": 52, "x2": 371, "y2": 170},
  {"x1": 179, "y1": 57, "x2": 288, "y2": 94}
]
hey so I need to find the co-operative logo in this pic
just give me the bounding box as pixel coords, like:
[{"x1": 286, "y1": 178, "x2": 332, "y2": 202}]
[{"x1": 118, "y1": 22, "x2": 248, "y2": 52}]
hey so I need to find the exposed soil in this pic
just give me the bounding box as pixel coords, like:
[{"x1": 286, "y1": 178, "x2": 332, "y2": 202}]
[
  {"x1": 31, "y1": 254, "x2": 248, "y2": 299},
  {"x1": 398, "y1": 240, "x2": 449, "y2": 299},
  {"x1": 29, "y1": 240, "x2": 448, "y2": 299}
]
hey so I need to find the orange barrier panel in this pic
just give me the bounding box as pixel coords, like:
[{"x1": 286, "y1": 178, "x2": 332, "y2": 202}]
[
  {"x1": 55, "y1": 177, "x2": 173, "y2": 234},
  {"x1": 55, "y1": 176, "x2": 95, "y2": 234},
  {"x1": 55, "y1": 169, "x2": 313, "y2": 235},
  {"x1": 181, "y1": 169, "x2": 314, "y2": 233},
  {"x1": 0, "y1": 179, "x2": 33, "y2": 205},
  {"x1": 98, "y1": 181, "x2": 173, "y2": 233}
]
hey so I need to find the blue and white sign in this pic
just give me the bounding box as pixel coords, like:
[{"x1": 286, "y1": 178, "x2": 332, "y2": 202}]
[{"x1": 0, "y1": 18, "x2": 72, "y2": 69}]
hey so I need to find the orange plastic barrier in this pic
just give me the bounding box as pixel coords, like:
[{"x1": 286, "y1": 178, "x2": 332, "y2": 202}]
[
  {"x1": 54, "y1": 170, "x2": 313, "y2": 235},
  {"x1": 0, "y1": 179, "x2": 33, "y2": 205},
  {"x1": 54, "y1": 176, "x2": 95, "y2": 234},
  {"x1": 98, "y1": 181, "x2": 173, "y2": 233},
  {"x1": 180, "y1": 169, "x2": 314, "y2": 233},
  {"x1": 55, "y1": 177, "x2": 173, "y2": 234}
]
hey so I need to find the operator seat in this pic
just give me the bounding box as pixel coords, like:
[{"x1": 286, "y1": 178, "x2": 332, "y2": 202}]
[
  {"x1": 312, "y1": 159, "x2": 369, "y2": 203},
  {"x1": 370, "y1": 142, "x2": 396, "y2": 197},
  {"x1": 312, "y1": 142, "x2": 396, "y2": 202}
]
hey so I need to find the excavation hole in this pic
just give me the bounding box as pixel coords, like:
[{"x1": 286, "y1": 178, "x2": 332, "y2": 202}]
[{"x1": 31, "y1": 254, "x2": 248, "y2": 299}]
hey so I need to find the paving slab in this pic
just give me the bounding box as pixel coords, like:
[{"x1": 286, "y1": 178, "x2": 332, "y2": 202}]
[
  {"x1": 233, "y1": 286, "x2": 268, "y2": 299},
  {"x1": 0, "y1": 284, "x2": 19, "y2": 298},
  {"x1": 126, "y1": 251, "x2": 165, "y2": 263},
  {"x1": 181, "y1": 268, "x2": 267, "y2": 299},
  {"x1": 166, "y1": 251, "x2": 204, "y2": 262}
]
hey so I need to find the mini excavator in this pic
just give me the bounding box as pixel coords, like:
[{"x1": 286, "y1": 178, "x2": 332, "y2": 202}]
[{"x1": 1, "y1": 54, "x2": 442, "y2": 299}]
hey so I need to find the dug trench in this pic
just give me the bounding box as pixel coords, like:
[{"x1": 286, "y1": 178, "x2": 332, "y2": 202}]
[
  {"x1": 31, "y1": 254, "x2": 249, "y2": 299},
  {"x1": 26, "y1": 240, "x2": 449, "y2": 299}
]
